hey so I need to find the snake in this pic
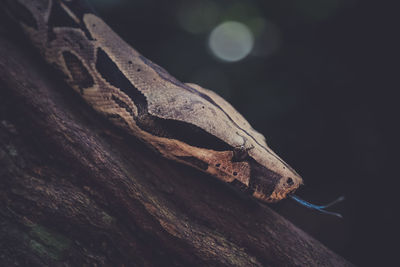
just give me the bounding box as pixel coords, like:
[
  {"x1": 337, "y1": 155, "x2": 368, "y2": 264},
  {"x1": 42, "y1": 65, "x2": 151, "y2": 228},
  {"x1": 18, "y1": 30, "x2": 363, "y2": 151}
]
[{"x1": 3, "y1": 0, "x2": 344, "y2": 212}]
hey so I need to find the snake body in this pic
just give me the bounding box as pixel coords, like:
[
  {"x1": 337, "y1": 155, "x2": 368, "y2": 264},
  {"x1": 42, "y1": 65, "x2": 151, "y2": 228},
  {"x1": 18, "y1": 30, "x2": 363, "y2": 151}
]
[{"x1": 3, "y1": 0, "x2": 303, "y2": 202}]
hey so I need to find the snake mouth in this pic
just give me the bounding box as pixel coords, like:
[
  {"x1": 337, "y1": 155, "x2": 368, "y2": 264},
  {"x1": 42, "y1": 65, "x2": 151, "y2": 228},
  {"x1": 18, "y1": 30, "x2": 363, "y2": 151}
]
[{"x1": 260, "y1": 186, "x2": 300, "y2": 203}]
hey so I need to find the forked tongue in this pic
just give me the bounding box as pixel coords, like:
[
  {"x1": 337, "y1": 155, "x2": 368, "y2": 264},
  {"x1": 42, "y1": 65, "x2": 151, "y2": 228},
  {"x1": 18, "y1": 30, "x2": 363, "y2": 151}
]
[{"x1": 290, "y1": 195, "x2": 345, "y2": 218}]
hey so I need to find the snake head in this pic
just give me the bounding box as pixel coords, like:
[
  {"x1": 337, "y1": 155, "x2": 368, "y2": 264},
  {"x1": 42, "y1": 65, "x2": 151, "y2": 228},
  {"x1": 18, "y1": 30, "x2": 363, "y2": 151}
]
[{"x1": 147, "y1": 83, "x2": 303, "y2": 203}]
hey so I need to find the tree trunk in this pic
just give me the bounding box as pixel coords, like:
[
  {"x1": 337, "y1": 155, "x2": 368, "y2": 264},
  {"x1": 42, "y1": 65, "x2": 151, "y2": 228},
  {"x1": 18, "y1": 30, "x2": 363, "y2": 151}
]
[{"x1": 0, "y1": 16, "x2": 352, "y2": 267}]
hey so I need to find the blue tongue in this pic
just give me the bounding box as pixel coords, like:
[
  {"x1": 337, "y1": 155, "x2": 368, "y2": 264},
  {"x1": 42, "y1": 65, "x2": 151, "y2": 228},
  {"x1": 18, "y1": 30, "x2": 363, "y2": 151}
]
[{"x1": 290, "y1": 195, "x2": 345, "y2": 218}]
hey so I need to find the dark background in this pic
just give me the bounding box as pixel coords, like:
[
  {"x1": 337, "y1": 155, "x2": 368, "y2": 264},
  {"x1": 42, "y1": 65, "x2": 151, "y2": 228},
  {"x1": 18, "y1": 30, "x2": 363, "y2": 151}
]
[{"x1": 88, "y1": 0, "x2": 397, "y2": 265}]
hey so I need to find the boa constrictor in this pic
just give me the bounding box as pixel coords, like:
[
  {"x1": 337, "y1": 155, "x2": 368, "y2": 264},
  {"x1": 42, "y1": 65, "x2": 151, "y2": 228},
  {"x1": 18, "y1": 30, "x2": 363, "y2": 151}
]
[{"x1": 3, "y1": 0, "x2": 304, "y2": 203}]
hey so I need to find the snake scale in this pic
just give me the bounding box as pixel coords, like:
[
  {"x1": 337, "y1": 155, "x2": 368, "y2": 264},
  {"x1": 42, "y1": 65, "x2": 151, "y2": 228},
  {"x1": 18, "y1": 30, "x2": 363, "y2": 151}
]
[{"x1": 3, "y1": 0, "x2": 305, "y2": 203}]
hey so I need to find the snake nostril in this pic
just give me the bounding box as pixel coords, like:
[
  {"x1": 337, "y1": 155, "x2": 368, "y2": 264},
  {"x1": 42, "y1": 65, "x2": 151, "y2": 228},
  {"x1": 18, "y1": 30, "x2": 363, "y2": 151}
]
[{"x1": 286, "y1": 177, "x2": 294, "y2": 186}]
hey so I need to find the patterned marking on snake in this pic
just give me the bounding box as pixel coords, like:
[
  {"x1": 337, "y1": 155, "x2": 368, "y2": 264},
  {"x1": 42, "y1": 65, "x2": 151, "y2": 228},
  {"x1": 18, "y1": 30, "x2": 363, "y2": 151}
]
[
  {"x1": 62, "y1": 50, "x2": 94, "y2": 93},
  {"x1": 4, "y1": 0, "x2": 305, "y2": 203}
]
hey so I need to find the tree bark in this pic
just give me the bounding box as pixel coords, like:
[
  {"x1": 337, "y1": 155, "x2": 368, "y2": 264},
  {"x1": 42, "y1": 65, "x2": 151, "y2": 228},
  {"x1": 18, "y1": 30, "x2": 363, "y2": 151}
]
[{"x1": 0, "y1": 17, "x2": 352, "y2": 267}]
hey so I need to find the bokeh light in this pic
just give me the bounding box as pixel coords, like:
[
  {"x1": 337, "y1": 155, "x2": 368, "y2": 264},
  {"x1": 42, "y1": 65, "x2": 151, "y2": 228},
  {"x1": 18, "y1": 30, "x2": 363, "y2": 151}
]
[{"x1": 208, "y1": 21, "x2": 254, "y2": 62}]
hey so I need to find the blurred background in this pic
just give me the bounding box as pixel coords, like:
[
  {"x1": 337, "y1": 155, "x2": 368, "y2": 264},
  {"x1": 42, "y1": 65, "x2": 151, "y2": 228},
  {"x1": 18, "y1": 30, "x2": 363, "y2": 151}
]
[{"x1": 87, "y1": 0, "x2": 396, "y2": 265}]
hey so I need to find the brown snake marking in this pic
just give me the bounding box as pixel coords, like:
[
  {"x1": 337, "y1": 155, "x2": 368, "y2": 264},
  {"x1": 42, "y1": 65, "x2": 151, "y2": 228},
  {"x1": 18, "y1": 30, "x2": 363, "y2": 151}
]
[{"x1": 3, "y1": 0, "x2": 304, "y2": 203}]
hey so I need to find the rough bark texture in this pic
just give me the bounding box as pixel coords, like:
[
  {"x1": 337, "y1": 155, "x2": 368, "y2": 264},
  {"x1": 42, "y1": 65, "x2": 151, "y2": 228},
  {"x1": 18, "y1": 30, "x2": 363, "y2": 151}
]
[{"x1": 0, "y1": 17, "x2": 353, "y2": 267}]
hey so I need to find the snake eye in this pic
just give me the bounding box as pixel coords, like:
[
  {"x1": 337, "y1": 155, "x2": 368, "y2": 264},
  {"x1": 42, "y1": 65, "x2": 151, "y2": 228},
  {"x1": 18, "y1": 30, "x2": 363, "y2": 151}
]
[{"x1": 286, "y1": 177, "x2": 294, "y2": 186}]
